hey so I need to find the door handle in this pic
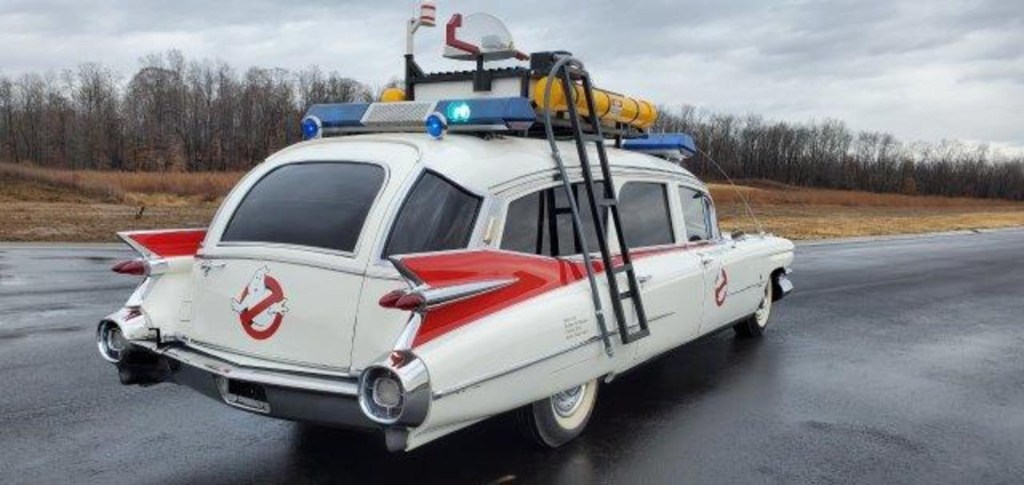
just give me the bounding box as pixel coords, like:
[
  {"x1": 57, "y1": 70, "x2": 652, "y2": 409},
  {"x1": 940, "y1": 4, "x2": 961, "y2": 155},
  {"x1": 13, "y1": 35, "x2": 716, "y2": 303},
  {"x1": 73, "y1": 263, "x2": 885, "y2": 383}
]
[
  {"x1": 700, "y1": 257, "x2": 714, "y2": 267},
  {"x1": 637, "y1": 274, "x2": 653, "y2": 285},
  {"x1": 199, "y1": 260, "x2": 227, "y2": 276}
]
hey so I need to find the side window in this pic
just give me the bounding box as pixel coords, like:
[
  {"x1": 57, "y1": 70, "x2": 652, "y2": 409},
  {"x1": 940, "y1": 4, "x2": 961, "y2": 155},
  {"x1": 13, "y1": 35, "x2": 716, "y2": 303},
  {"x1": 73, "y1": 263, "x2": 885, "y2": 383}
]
[
  {"x1": 501, "y1": 183, "x2": 605, "y2": 256},
  {"x1": 619, "y1": 182, "x2": 674, "y2": 248},
  {"x1": 679, "y1": 186, "x2": 714, "y2": 242},
  {"x1": 383, "y1": 172, "x2": 481, "y2": 256}
]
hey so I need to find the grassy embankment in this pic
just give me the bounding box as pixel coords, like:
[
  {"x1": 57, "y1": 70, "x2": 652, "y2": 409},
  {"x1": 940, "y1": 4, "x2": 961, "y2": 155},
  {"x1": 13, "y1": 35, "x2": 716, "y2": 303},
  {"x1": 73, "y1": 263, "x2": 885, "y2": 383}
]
[{"x1": 1, "y1": 162, "x2": 1022, "y2": 242}]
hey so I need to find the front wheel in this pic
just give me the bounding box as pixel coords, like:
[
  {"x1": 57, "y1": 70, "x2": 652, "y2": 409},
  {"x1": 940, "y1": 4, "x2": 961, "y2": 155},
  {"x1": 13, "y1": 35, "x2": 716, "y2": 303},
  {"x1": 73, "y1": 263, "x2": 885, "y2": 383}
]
[
  {"x1": 734, "y1": 280, "x2": 774, "y2": 337},
  {"x1": 514, "y1": 379, "x2": 599, "y2": 448}
]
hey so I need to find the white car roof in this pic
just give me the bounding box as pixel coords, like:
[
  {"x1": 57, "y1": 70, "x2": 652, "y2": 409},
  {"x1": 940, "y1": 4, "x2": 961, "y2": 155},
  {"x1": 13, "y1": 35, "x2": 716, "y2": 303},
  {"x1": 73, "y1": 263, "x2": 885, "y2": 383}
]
[{"x1": 270, "y1": 133, "x2": 705, "y2": 194}]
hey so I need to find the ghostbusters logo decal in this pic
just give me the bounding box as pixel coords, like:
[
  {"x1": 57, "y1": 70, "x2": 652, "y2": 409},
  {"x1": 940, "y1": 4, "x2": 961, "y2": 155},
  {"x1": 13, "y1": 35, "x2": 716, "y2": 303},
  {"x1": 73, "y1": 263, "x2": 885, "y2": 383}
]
[
  {"x1": 713, "y1": 268, "x2": 729, "y2": 307},
  {"x1": 231, "y1": 266, "x2": 288, "y2": 340}
]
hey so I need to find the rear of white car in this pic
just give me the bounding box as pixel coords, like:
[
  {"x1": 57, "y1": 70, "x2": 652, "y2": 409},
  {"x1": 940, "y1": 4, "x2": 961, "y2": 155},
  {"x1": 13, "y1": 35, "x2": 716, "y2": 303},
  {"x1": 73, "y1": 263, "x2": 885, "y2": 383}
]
[
  {"x1": 96, "y1": 133, "x2": 795, "y2": 451},
  {"x1": 99, "y1": 138, "x2": 439, "y2": 440}
]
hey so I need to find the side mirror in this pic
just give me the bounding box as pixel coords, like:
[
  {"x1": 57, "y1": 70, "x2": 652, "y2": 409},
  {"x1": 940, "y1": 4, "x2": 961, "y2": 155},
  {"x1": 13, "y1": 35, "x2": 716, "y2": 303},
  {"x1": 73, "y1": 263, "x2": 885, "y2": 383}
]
[{"x1": 730, "y1": 230, "x2": 746, "y2": 240}]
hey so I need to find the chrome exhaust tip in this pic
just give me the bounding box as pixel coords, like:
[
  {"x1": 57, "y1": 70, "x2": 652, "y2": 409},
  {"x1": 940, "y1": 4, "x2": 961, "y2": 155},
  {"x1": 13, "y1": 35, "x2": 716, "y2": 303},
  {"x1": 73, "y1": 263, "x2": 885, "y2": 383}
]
[{"x1": 97, "y1": 320, "x2": 128, "y2": 363}]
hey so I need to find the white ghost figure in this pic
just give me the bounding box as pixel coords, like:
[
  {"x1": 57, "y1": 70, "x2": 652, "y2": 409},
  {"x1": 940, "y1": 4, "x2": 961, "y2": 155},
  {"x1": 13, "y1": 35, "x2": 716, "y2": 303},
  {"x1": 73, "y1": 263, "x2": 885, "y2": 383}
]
[
  {"x1": 250, "y1": 299, "x2": 289, "y2": 330},
  {"x1": 232, "y1": 266, "x2": 270, "y2": 314}
]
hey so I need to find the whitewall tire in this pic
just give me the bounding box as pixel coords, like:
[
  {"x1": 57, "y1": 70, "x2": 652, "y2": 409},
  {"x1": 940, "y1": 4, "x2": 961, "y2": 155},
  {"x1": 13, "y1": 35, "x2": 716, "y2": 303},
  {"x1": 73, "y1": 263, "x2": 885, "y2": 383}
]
[
  {"x1": 734, "y1": 281, "x2": 773, "y2": 337},
  {"x1": 515, "y1": 379, "x2": 599, "y2": 448}
]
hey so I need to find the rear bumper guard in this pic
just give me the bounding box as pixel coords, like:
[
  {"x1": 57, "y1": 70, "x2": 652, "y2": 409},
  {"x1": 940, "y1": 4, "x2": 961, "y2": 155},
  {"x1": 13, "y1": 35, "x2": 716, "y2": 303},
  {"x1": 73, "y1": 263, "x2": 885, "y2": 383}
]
[{"x1": 774, "y1": 267, "x2": 794, "y2": 300}]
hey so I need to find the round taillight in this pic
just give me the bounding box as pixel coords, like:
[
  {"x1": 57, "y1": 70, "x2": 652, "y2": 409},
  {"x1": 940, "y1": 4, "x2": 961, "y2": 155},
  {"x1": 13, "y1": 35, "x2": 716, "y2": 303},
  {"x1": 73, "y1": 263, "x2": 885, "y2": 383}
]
[
  {"x1": 359, "y1": 367, "x2": 406, "y2": 424},
  {"x1": 372, "y1": 375, "x2": 403, "y2": 409}
]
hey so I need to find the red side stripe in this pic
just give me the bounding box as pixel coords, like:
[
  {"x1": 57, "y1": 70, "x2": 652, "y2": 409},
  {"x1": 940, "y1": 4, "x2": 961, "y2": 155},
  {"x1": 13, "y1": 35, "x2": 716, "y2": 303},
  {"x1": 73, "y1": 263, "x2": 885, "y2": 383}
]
[
  {"x1": 396, "y1": 242, "x2": 715, "y2": 347},
  {"x1": 399, "y1": 251, "x2": 586, "y2": 347}
]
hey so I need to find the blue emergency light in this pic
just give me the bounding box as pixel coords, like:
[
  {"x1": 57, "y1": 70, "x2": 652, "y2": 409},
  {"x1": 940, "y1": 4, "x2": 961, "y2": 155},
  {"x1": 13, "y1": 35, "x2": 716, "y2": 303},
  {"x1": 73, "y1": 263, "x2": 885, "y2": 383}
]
[
  {"x1": 434, "y1": 97, "x2": 535, "y2": 128},
  {"x1": 300, "y1": 97, "x2": 536, "y2": 138},
  {"x1": 622, "y1": 133, "x2": 698, "y2": 159},
  {"x1": 425, "y1": 112, "x2": 448, "y2": 139}
]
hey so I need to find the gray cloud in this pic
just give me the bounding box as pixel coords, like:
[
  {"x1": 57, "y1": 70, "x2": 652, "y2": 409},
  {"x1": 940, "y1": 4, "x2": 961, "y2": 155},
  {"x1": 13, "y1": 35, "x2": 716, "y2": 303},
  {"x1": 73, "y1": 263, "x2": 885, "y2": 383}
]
[{"x1": 0, "y1": 0, "x2": 1021, "y2": 150}]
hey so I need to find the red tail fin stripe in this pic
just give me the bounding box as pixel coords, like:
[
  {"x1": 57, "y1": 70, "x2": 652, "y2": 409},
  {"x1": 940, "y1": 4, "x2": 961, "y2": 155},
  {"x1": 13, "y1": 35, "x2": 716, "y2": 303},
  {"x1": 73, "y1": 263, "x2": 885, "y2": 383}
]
[
  {"x1": 120, "y1": 229, "x2": 206, "y2": 258},
  {"x1": 392, "y1": 242, "x2": 716, "y2": 347}
]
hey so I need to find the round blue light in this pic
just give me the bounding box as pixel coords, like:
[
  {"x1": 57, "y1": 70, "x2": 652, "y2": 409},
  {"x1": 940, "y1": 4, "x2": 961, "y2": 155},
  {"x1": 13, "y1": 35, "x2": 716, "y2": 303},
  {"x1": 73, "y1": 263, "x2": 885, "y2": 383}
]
[
  {"x1": 425, "y1": 112, "x2": 448, "y2": 139},
  {"x1": 446, "y1": 102, "x2": 471, "y2": 124},
  {"x1": 301, "y1": 116, "x2": 321, "y2": 140}
]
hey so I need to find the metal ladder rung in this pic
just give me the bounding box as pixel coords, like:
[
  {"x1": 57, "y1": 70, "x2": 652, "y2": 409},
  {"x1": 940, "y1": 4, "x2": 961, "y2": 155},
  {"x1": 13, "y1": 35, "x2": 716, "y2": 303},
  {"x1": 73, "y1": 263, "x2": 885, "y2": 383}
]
[
  {"x1": 612, "y1": 264, "x2": 633, "y2": 275},
  {"x1": 621, "y1": 328, "x2": 650, "y2": 343},
  {"x1": 543, "y1": 55, "x2": 650, "y2": 350}
]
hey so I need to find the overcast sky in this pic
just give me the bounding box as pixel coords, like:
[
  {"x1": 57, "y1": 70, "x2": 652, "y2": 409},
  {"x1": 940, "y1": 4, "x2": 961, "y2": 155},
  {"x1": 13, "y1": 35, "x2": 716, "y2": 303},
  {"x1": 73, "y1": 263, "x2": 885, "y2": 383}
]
[{"x1": 1, "y1": 0, "x2": 1021, "y2": 152}]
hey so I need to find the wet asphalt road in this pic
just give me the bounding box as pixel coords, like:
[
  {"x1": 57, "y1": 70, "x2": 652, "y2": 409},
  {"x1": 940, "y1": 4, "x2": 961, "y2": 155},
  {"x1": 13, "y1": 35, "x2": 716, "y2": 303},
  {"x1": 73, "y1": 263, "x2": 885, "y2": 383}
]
[{"x1": 1, "y1": 231, "x2": 1023, "y2": 484}]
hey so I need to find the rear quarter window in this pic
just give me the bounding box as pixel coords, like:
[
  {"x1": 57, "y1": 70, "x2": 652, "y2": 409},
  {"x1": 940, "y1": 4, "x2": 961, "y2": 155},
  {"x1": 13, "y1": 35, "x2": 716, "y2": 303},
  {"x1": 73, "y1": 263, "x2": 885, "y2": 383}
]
[
  {"x1": 221, "y1": 162, "x2": 385, "y2": 253},
  {"x1": 383, "y1": 171, "x2": 481, "y2": 257}
]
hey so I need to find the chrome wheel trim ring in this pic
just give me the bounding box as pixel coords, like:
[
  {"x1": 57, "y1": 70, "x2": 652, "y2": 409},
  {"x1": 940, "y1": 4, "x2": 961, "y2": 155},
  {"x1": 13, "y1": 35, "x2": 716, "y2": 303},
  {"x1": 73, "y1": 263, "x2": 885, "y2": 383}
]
[
  {"x1": 551, "y1": 383, "x2": 587, "y2": 418},
  {"x1": 755, "y1": 283, "x2": 773, "y2": 327}
]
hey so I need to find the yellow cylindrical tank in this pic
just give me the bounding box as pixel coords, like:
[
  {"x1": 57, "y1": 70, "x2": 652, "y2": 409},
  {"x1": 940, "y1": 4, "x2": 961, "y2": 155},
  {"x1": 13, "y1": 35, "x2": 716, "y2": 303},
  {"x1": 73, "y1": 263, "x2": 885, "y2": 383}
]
[{"x1": 531, "y1": 77, "x2": 658, "y2": 130}]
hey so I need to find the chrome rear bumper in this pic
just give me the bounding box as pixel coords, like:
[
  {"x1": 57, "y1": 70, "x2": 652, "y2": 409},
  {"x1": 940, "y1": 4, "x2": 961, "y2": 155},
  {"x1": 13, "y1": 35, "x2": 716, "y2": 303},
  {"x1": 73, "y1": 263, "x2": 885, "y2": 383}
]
[
  {"x1": 774, "y1": 268, "x2": 794, "y2": 301},
  {"x1": 126, "y1": 341, "x2": 378, "y2": 430}
]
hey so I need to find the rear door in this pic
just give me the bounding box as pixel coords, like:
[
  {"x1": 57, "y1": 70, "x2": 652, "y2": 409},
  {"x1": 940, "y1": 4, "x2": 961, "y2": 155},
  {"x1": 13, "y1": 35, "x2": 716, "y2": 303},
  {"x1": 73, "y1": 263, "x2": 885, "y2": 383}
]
[
  {"x1": 186, "y1": 149, "x2": 414, "y2": 372},
  {"x1": 616, "y1": 180, "x2": 704, "y2": 356}
]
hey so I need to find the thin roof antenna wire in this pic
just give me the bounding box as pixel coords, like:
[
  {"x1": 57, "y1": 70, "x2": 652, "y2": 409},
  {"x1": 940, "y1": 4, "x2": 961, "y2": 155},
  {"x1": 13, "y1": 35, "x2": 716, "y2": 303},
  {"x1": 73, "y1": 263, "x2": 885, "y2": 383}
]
[{"x1": 695, "y1": 147, "x2": 765, "y2": 235}]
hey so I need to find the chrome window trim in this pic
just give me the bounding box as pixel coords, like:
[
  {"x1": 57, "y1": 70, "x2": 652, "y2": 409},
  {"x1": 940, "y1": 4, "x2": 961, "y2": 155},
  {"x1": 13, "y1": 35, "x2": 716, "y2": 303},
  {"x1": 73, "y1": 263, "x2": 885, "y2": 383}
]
[{"x1": 195, "y1": 253, "x2": 366, "y2": 277}]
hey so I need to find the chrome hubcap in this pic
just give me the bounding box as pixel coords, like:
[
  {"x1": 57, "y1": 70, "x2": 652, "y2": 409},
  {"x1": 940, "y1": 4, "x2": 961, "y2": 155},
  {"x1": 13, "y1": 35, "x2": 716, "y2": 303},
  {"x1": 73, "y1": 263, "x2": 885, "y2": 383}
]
[{"x1": 551, "y1": 383, "x2": 587, "y2": 418}]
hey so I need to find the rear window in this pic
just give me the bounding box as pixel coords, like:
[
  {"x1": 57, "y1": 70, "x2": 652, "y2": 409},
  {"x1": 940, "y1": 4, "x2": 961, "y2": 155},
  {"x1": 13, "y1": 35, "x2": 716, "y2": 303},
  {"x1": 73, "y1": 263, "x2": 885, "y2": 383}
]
[
  {"x1": 221, "y1": 162, "x2": 385, "y2": 252},
  {"x1": 383, "y1": 172, "x2": 481, "y2": 257}
]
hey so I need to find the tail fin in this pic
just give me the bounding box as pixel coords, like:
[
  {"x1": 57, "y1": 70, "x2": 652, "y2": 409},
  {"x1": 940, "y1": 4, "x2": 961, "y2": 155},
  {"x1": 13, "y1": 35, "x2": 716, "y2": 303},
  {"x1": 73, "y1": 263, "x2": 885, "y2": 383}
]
[
  {"x1": 118, "y1": 229, "x2": 206, "y2": 259},
  {"x1": 381, "y1": 249, "x2": 586, "y2": 347}
]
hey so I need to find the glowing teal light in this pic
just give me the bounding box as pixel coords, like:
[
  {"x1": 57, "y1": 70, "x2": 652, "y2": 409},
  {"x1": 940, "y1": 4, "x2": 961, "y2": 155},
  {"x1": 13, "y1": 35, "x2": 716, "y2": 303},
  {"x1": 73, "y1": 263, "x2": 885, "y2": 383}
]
[{"x1": 446, "y1": 102, "x2": 471, "y2": 124}]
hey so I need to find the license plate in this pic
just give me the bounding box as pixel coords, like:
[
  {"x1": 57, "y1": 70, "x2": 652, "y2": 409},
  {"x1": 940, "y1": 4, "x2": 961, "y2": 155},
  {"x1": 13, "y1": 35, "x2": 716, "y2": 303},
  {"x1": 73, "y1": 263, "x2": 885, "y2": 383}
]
[{"x1": 217, "y1": 377, "x2": 271, "y2": 413}]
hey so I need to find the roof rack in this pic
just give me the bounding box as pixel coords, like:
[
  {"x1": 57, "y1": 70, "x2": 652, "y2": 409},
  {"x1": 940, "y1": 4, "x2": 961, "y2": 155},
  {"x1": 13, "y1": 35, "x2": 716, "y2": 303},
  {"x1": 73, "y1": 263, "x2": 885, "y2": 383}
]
[{"x1": 298, "y1": 6, "x2": 697, "y2": 161}]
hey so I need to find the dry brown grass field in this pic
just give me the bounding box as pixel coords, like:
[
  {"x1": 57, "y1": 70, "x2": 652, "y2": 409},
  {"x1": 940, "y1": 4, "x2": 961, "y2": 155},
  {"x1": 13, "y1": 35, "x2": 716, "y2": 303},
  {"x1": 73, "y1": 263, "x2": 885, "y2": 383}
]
[{"x1": 1, "y1": 162, "x2": 1021, "y2": 242}]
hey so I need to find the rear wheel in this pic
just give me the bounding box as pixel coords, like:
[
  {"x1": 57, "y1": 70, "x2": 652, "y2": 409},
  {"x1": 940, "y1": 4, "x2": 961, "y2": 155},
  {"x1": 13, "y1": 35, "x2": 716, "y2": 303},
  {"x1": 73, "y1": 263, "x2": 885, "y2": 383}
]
[
  {"x1": 515, "y1": 379, "x2": 598, "y2": 448},
  {"x1": 734, "y1": 280, "x2": 773, "y2": 337}
]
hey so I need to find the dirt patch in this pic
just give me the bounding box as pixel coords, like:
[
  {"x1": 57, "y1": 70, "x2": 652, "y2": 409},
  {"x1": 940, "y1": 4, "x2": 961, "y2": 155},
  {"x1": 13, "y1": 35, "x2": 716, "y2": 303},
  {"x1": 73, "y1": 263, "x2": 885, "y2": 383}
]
[
  {"x1": 0, "y1": 199, "x2": 217, "y2": 242},
  {"x1": 1, "y1": 174, "x2": 1022, "y2": 242}
]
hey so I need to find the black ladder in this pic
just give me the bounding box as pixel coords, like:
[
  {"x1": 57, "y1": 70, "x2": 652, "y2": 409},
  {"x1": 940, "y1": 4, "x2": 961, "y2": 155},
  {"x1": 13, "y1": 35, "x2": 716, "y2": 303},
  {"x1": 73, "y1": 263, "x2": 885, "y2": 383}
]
[{"x1": 543, "y1": 56, "x2": 651, "y2": 346}]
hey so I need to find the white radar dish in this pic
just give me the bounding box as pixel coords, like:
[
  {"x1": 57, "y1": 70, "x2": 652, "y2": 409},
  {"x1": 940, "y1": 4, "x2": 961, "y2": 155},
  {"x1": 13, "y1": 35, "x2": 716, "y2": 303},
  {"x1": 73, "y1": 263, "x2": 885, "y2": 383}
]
[{"x1": 444, "y1": 13, "x2": 528, "y2": 62}]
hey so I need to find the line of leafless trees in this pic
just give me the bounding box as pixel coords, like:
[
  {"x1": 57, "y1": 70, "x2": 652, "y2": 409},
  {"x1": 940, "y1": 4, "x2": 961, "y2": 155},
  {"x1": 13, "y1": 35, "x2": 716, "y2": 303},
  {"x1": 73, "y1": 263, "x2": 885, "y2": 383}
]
[
  {"x1": 0, "y1": 51, "x2": 372, "y2": 172},
  {"x1": 655, "y1": 106, "x2": 1024, "y2": 200},
  {"x1": 1, "y1": 51, "x2": 1021, "y2": 199}
]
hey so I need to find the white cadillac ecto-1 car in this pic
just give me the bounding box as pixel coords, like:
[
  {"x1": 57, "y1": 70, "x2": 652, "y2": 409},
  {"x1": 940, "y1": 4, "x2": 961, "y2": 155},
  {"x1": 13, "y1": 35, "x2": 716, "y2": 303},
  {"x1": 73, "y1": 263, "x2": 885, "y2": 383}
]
[{"x1": 96, "y1": 10, "x2": 794, "y2": 451}]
